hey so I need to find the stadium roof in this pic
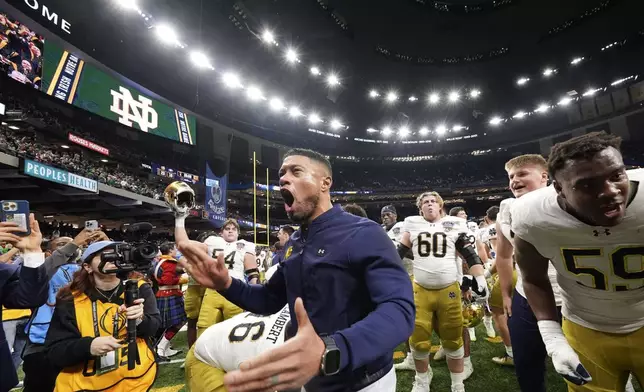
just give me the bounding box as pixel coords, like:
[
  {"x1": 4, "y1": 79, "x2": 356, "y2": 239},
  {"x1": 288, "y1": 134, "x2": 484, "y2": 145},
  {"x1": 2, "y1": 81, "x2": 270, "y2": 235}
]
[{"x1": 2, "y1": 0, "x2": 643, "y2": 155}]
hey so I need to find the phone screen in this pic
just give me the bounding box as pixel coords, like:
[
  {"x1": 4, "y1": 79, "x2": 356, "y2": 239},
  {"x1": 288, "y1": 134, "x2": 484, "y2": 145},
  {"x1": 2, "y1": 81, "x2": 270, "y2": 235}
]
[{"x1": 6, "y1": 213, "x2": 28, "y2": 231}]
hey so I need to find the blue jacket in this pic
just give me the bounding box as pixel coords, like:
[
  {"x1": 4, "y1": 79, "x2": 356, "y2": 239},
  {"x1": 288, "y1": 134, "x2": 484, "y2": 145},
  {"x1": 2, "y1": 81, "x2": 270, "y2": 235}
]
[
  {"x1": 271, "y1": 248, "x2": 284, "y2": 266},
  {"x1": 0, "y1": 261, "x2": 50, "y2": 392},
  {"x1": 25, "y1": 263, "x2": 80, "y2": 344},
  {"x1": 223, "y1": 205, "x2": 415, "y2": 391}
]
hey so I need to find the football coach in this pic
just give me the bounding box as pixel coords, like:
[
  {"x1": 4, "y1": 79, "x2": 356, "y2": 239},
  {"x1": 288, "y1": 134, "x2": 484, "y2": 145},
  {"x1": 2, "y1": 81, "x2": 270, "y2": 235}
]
[{"x1": 178, "y1": 148, "x2": 415, "y2": 392}]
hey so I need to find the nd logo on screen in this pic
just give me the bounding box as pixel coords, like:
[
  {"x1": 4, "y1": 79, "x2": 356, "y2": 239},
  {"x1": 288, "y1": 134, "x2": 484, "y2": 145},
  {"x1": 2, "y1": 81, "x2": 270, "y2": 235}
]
[{"x1": 110, "y1": 86, "x2": 159, "y2": 133}]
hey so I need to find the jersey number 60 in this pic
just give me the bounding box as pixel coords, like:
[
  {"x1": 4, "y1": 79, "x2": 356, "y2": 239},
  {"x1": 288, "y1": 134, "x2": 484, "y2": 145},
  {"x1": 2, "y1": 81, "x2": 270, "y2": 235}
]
[{"x1": 417, "y1": 232, "x2": 447, "y2": 258}]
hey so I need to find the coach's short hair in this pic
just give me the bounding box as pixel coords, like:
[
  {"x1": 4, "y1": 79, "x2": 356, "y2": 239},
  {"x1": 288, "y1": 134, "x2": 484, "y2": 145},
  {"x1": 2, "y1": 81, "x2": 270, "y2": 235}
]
[
  {"x1": 505, "y1": 154, "x2": 547, "y2": 173},
  {"x1": 343, "y1": 203, "x2": 368, "y2": 218},
  {"x1": 486, "y1": 206, "x2": 499, "y2": 221},
  {"x1": 548, "y1": 131, "x2": 622, "y2": 178},
  {"x1": 283, "y1": 148, "x2": 332, "y2": 177},
  {"x1": 416, "y1": 191, "x2": 444, "y2": 211},
  {"x1": 279, "y1": 225, "x2": 295, "y2": 236},
  {"x1": 449, "y1": 206, "x2": 465, "y2": 217}
]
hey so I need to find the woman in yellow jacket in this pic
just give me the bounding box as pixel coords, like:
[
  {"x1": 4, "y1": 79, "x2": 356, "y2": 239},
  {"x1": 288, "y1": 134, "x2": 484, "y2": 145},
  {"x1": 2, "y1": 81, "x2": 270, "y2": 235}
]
[{"x1": 45, "y1": 241, "x2": 161, "y2": 392}]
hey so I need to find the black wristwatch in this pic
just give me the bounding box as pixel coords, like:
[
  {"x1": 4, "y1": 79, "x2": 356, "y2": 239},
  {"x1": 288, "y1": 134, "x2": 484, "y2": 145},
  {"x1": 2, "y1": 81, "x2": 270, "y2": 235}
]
[{"x1": 320, "y1": 336, "x2": 341, "y2": 376}]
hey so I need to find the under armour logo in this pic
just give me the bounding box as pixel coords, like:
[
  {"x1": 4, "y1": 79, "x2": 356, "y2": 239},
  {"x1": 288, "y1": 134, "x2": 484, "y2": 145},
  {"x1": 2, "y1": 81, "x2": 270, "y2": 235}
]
[
  {"x1": 593, "y1": 229, "x2": 611, "y2": 236},
  {"x1": 110, "y1": 86, "x2": 159, "y2": 133},
  {"x1": 317, "y1": 248, "x2": 325, "y2": 256}
]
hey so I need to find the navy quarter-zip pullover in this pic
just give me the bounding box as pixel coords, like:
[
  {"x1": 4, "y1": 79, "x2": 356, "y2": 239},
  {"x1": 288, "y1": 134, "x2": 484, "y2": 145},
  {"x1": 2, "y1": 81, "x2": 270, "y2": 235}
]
[{"x1": 222, "y1": 205, "x2": 415, "y2": 391}]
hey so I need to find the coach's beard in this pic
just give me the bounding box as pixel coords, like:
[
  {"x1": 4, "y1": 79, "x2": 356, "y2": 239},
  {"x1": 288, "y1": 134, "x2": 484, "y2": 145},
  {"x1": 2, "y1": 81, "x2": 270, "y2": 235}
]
[{"x1": 287, "y1": 194, "x2": 320, "y2": 224}]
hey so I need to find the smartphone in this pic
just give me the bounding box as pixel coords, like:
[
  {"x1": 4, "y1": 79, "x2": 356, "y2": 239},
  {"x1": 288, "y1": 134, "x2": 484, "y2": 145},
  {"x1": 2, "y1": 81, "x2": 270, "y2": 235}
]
[
  {"x1": 85, "y1": 220, "x2": 99, "y2": 231},
  {"x1": 1, "y1": 200, "x2": 30, "y2": 236}
]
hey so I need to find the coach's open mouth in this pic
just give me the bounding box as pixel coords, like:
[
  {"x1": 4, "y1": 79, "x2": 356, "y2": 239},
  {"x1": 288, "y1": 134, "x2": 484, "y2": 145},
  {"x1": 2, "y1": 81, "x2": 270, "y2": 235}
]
[{"x1": 280, "y1": 188, "x2": 294, "y2": 207}]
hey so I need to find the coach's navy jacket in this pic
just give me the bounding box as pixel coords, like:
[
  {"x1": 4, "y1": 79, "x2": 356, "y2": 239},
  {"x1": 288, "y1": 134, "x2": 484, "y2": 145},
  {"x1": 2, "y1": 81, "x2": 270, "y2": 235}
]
[
  {"x1": 0, "y1": 261, "x2": 50, "y2": 392},
  {"x1": 223, "y1": 205, "x2": 415, "y2": 391}
]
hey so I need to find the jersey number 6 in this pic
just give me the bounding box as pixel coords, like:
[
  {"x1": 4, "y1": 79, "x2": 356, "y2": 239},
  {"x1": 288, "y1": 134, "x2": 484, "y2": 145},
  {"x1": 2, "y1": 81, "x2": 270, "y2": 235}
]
[
  {"x1": 562, "y1": 246, "x2": 644, "y2": 291},
  {"x1": 417, "y1": 232, "x2": 447, "y2": 258}
]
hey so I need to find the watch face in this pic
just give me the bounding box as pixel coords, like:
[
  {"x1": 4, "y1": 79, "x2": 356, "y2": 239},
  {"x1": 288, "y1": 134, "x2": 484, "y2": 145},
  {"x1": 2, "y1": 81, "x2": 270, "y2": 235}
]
[{"x1": 324, "y1": 349, "x2": 341, "y2": 375}]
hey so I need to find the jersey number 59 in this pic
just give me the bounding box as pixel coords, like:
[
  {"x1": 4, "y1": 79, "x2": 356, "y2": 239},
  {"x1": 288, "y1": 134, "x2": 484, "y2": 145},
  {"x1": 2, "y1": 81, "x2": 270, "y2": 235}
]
[{"x1": 562, "y1": 246, "x2": 644, "y2": 291}]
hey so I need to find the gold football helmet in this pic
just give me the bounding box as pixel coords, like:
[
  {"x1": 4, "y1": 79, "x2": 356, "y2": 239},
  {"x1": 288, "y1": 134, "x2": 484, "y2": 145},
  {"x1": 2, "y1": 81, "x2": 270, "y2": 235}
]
[
  {"x1": 462, "y1": 300, "x2": 484, "y2": 328},
  {"x1": 164, "y1": 181, "x2": 196, "y2": 216}
]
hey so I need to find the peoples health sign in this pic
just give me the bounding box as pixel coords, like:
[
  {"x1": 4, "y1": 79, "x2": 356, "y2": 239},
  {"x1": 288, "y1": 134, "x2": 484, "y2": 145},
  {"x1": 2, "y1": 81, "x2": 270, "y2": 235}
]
[{"x1": 23, "y1": 159, "x2": 98, "y2": 193}]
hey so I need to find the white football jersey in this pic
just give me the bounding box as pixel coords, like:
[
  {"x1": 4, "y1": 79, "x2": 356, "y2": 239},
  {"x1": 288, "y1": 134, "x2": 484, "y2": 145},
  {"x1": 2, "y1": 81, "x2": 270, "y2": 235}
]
[
  {"x1": 476, "y1": 224, "x2": 497, "y2": 251},
  {"x1": 386, "y1": 221, "x2": 413, "y2": 274},
  {"x1": 205, "y1": 236, "x2": 256, "y2": 280},
  {"x1": 498, "y1": 198, "x2": 561, "y2": 305},
  {"x1": 511, "y1": 169, "x2": 644, "y2": 333},
  {"x1": 403, "y1": 215, "x2": 471, "y2": 289},
  {"x1": 194, "y1": 306, "x2": 290, "y2": 371}
]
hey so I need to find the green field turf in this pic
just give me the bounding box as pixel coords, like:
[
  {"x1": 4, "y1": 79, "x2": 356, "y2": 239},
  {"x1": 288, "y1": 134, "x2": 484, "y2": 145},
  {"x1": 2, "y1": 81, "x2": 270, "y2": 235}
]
[{"x1": 13, "y1": 325, "x2": 643, "y2": 391}]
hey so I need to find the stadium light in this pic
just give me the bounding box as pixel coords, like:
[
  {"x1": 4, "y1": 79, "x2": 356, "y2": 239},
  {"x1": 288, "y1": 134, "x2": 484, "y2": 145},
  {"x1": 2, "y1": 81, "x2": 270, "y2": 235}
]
[
  {"x1": 448, "y1": 91, "x2": 459, "y2": 103},
  {"x1": 382, "y1": 127, "x2": 393, "y2": 137},
  {"x1": 435, "y1": 124, "x2": 447, "y2": 135},
  {"x1": 570, "y1": 57, "x2": 585, "y2": 65},
  {"x1": 246, "y1": 85, "x2": 264, "y2": 101},
  {"x1": 101, "y1": 159, "x2": 109, "y2": 163},
  {"x1": 289, "y1": 106, "x2": 303, "y2": 117},
  {"x1": 189, "y1": 51, "x2": 214, "y2": 70},
  {"x1": 469, "y1": 89, "x2": 481, "y2": 99},
  {"x1": 155, "y1": 24, "x2": 180, "y2": 46},
  {"x1": 611, "y1": 76, "x2": 635, "y2": 86},
  {"x1": 262, "y1": 30, "x2": 275, "y2": 44},
  {"x1": 513, "y1": 111, "x2": 527, "y2": 119},
  {"x1": 386, "y1": 91, "x2": 398, "y2": 103},
  {"x1": 398, "y1": 126, "x2": 410, "y2": 138},
  {"x1": 222, "y1": 72, "x2": 242, "y2": 89},
  {"x1": 428, "y1": 92, "x2": 440, "y2": 104},
  {"x1": 330, "y1": 119, "x2": 344, "y2": 130},
  {"x1": 583, "y1": 87, "x2": 600, "y2": 97},
  {"x1": 408, "y1": 96, "x2": 418, "y2": 102},
  {"x1": 326, "y1": 73, "x2": 340, "y2": 87},
  {"x1": 8, "y1": 125, "x2": 19, "y2": 130},
  {"x1": 516, "y1": 77, "x2": 530, "y2": 86},
  {"x1": 369, "y1": 90, "x2": 380, "y2": 98},
  {"x1": 558, "y1": 97, "x2": 573, "y2": 106},
  {"x1": 269, "y1": 97, "x2": 285, "y2": 111},
  {"x1": 366, "y1": 127, "x2": 378, "y2": 133},
  {"x1": 115, "y1": 0, "x2": 139, "y2": 11},
  {"x1": 489, "y1": 116, "x2": 504, "y2": 126},
  {"x1": 419, "y1": 126, "x2": 430, "y2": 136},
  {"x1": 452, "y1": 125, "x2": 465, "y2": 132},
  {"x1": 61, "y1": 144, "x2": 70, "y2": 149},
  {"x1": 543, "y1": 67, "x2": 556, "y2": 77},
  {"x1": 535, "y1": 103, "x2": 550, "y2": 113},
  {"x1": 308, "y1": 113, "x2": 322, "y2": 124},
  {"x1": 285, "y1": 48, "x2": 299, "y2": 63},
  {"x1": 310, "y1": 66, "x2": 321, "y2": 76}
]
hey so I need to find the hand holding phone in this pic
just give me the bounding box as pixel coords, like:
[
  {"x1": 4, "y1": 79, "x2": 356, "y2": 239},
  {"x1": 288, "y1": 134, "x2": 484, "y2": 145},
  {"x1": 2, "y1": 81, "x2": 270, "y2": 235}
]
[
  {"x1": 1, "y1": 200, "x2": 30, "y2": 236},
  {"x1": 85, "y1": 220, "x2": 99, "y2": 231}
]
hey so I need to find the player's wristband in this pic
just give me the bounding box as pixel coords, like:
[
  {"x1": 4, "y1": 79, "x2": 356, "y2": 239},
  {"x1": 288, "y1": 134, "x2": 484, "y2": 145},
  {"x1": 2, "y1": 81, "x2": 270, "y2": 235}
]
[
  {"x1": 23, "y1": 252, "x2": 45, "y2": 268},
  {"x1": 537, "y1": 320, "x2": 568, "y2": 357},
  {"x1": 175, "y1": 215, "x2": 186, "y2": 228}
]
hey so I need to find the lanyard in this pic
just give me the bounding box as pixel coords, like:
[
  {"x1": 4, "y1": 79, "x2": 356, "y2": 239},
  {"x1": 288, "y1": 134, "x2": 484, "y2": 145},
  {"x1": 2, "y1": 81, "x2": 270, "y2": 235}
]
[{"x1": 91, "y1": 301, "x2": 120, "y2": 338}]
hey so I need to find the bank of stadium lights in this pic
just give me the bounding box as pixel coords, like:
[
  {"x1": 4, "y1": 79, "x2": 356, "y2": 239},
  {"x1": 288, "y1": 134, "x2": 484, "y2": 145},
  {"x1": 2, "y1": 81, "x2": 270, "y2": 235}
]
[
  {"x1": 542, "y1": 67, "x2": 557, "y2": 78},
  {"x1": 611, "y1": 75, "x2": 637, "y2": 86},
  {"x1": 246, "y1": 86, "x2": 264, "y2": 101},
  {"x1": 326, "y1": 74, "x2": 340, "y2": 87},
  {"x1": 369, "y1": 90, "x2": 380, "y2": 98},
  {"x1": 261, "y1": 30, "x2": 276, "y2": 45},
  {"x1": 513, "y1": 110, "x2": 527, "y2": 119},
  {"x1": 386, "y1": 91, "x2": 398, "y2": 103},
  {"x1": 308, "y1": 113, "x2": 322, "y2": 124},
  {"x1": 428, "y1": 93, "x2": 440, "y2": 105},
  {"x1": 269, "y1": 97, "x2": 285, "y2": 111},
  {"x1": 516, "y1": 77, "x2": 530, "y2": 86},
  {"x1": 222, "y1": 72, "x2": 243, "y2": 89},
  {"x1": 155, "y1": 24, "x2": 184, "y2": 48},
  {"x1": 534, "y1": 103, "x2": 550, "y2": 113},
  {"x1": 469, "y1": 89, "x2": 481, "y2": 99},
  {"x1": 366, "y1": 127, "x2": 378, "y2": 133},
  {"x1": 435, "y1": 124, "x2": 448, "y2": 135},
  {"x1": 489, "y1": 116, "x2": 504, "y2": 126},
  {"x1": 398, "y1": 126, "x2": 410, "y2": 138},
  {"x1": 288, "y1": 106, "x2": 303, "y2": 118},
  {"x1": 452, "y1": 125, "x2": 465, "y2": 132},
  {"x1": 419, "y1": 126, "x2": 430, "y2": 136},
  {"x1": 310, "y1": 66, "x2": 322, "y2": 76},
  {"x1": 570, "y1": 56, "x2": 585, "y2": 65},
  {"x1": 583, "y1": 87, "x2": 602, "y2": 97},
  {"x1": 285, "y1": 48, "x2": 300, "y2": 64},
  {"x1": 189, "y1": 51, "x2": 214, "y2": 70},
  {"x1": 558, "y1": 96, "x2": 573, "y2": 106},
  {"x1": 115, "y1": 0, "x2": 139, "y2": 11},
  {"x1": 408, "y1": 96, "x2": 418, "y2": 102},
  {"x1": 447, "y1": 91, "x2": 460, "y2": 103},
  {"x1": 330, "y1": 119, "x2": 344, "y2": 130},
  {"x1": 382, "y1": 127, "x2": 393, "y2": 137}
]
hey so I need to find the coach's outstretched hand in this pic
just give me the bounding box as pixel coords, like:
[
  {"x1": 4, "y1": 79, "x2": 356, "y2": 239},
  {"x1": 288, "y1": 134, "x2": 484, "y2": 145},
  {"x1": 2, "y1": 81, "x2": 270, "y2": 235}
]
[
  {"x1": 224, "y1": 298, "x2": 325, "y2": 392},
  {"x1": 177, "y1": 239, "x2": 231, "y2": 291}
]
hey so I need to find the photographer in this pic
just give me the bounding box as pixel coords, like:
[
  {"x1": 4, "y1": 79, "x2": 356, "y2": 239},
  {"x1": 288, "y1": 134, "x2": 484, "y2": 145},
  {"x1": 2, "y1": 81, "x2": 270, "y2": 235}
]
[{"x1": 45, "y1": 241, "x2": 161, "y2": 391}]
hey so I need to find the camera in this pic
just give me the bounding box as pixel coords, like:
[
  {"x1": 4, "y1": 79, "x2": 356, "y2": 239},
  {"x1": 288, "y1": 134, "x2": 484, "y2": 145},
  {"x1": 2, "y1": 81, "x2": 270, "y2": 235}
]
[{"x1": 100, "y1": 222, "x2": 158, "y2": 278}]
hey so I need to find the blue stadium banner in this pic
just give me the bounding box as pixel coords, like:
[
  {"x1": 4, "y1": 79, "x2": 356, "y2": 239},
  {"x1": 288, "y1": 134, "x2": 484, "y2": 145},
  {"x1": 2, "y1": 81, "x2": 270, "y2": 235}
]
[
  {"x1": 23, "y1": 159, "x2": 98, "y2": 193},
  {"x1": 205, "y1": 163, "x2": 226, "y2": 227}
]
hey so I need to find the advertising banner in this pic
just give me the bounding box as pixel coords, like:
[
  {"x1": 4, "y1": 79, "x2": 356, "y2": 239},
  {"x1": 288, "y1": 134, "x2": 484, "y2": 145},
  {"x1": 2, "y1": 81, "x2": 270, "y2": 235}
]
[
  {"x1": 23, "y1": 159, "x2": 98, "y2": 193},
  {"x1": 41, "y1": 41, "x2": 197, "y2": 144},
  {"x1": 68, "y1": 133, "x2": 109, "y2": 155},
  {"x1": 205, "y1": 163, "x2": 226, "y2": 227}
]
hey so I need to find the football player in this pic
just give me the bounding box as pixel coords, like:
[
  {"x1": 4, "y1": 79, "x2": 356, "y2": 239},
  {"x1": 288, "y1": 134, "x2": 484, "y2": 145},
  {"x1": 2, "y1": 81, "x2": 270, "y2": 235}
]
[
  {"x1": 475, "y1": 206, "x2": 499, "y2": 340},
  {"x1": 495, "y1": 154, "x2": 563, "y2": 388},
  {"x1": 185, "y1": 306, "x2": 292, "y2": 392},
  {"x1": 397, "y1": 192, "x2": 488, "y2": 392},
  {"x1": 197, "y1": 218, "x2": 257, "y2": 336},
  {"x1": 511, "y1": 132, "x2": 643, "y2": 391}
]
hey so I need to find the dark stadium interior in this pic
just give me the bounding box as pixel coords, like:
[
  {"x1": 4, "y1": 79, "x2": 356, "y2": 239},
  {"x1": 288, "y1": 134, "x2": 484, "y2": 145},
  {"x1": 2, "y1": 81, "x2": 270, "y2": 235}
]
[{"x1": 1, "y1": 0, "x2": 644, "y2": 390}]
